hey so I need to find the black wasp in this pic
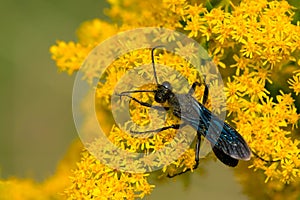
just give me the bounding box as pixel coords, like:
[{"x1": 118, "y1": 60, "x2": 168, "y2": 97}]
[{"x1": 117, "y1": 47, "x2": 251, "y2": 177}]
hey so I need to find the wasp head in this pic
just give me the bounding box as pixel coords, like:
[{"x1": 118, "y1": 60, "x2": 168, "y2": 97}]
[{"x1": 155, "y1": 81, "x2": 173, "y2": 103}]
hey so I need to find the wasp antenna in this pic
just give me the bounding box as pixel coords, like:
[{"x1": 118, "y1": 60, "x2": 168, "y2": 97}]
[{"x1": 151, "y1": 46, "x2": 165, "y2": 85}]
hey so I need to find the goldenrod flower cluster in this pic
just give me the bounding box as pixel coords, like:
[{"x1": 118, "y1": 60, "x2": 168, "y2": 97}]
[{"x1": 47, "y1": 0, "x2": 300, "y2": 199}]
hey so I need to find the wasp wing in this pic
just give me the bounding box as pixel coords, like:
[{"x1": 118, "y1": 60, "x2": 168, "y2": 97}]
[
  {"x1": 181, "y1": 97, "x2": 251, "y2": 163},
  {"x1": 212, "y1": 145, "x2": 239, "y2": 167}
]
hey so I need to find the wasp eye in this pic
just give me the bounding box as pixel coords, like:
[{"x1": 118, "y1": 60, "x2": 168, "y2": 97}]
[{"x1": 162, "y1": 81, "x2": 172, "y2": 90}]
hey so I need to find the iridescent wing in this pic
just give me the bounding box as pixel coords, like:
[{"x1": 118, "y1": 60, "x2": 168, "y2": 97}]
[{"x1": 181, "y1": 98, "x2": 251, "y2": 166}]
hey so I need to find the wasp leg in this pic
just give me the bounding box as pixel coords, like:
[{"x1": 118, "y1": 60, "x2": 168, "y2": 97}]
[
  {"x1": 167, "y1": 132, "x2": 202, "y2": 178},
  {"x1": 188, "y1": 81, "x2": 209, "y2": 105},
  {"x1": 193, "y1": 132, "x2": 201, "y2": 170},
  {"x1": 251, "y1": 151, "x2": 281, "y2": 163},
  {"x1": 188, "y1": 82, "x2": 201, "y2": 95},
  {"x1": 119, "y1": 90, "x2": 155, "y2": 95},
  {"x1": 117, "y1": 93, "x2": 170, "y2": 111},
  {"x1": 202, "y1": 83, "x2": 209, "y2": 105},
  {"x1": 131, "y1": 124, "x2": 181, "y2": 134}
]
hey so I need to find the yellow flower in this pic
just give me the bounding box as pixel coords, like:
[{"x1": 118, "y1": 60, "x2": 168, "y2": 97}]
[
  {"x1": 77, "y1": 19, "x2": 118, "y2": 45},
  {"x1": 50, "y1": 41, "x2": 92, "y2": 75},
  {"x1": 65, "y1": 150, "x2": 154, "y2": 199},
  {"x1": 184, "y1": 15, "x2": 204, "y2": 38},
  {"x1": 288, "y1": 75, "x2": 300, "y2": 95},
  {"x1": 49, "y1": 0, "x2": 300, "y2": 199}
]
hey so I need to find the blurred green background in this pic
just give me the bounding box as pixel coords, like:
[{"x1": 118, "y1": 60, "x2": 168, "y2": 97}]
[{"x1": 0, "y1": 0, "x2": 108, "y2": 181}]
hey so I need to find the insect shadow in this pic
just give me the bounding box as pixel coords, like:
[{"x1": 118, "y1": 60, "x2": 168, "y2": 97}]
[{"x1": 117, "y1": 46, "x2": 252, "y2": 177}]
